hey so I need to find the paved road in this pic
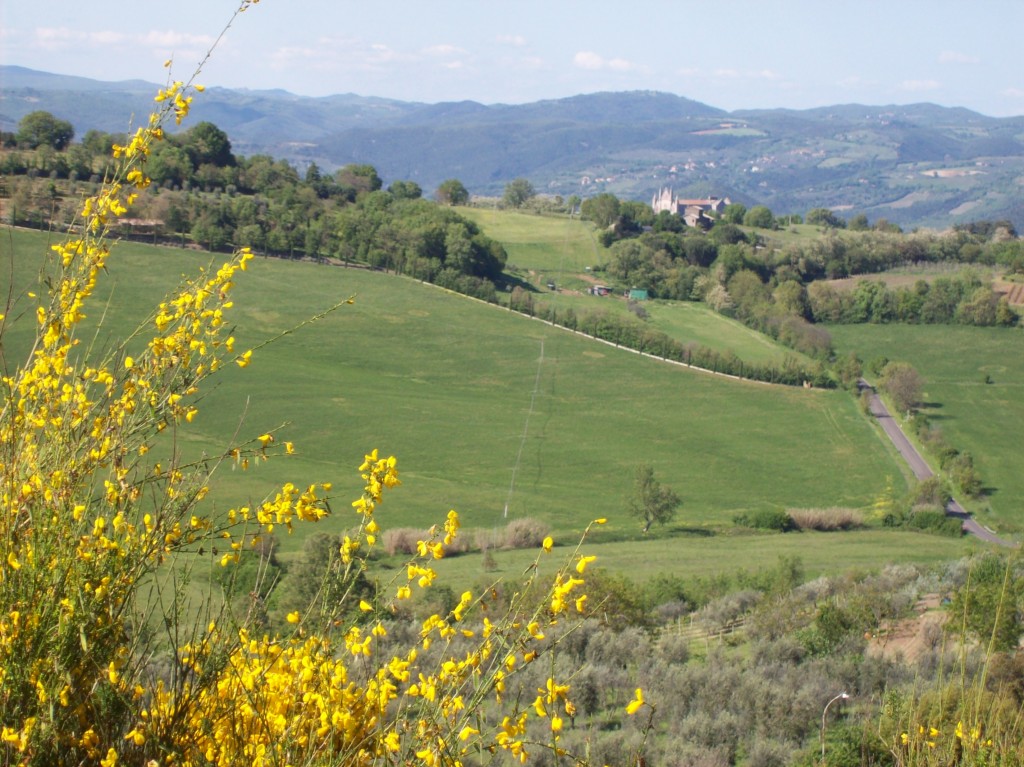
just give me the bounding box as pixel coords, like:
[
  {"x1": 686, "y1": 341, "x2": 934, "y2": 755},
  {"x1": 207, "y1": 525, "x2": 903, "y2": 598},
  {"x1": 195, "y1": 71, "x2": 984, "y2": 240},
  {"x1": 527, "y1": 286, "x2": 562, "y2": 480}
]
[{"x1": 858, "y1": 379, "x2": 1016, "y2": 547}]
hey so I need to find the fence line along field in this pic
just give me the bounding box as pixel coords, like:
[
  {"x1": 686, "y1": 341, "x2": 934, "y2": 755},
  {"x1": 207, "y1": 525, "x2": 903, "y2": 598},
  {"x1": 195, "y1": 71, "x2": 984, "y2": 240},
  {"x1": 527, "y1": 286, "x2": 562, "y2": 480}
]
[{"x1": 5, "y1": 228, "x2": 912, "y2": 563}]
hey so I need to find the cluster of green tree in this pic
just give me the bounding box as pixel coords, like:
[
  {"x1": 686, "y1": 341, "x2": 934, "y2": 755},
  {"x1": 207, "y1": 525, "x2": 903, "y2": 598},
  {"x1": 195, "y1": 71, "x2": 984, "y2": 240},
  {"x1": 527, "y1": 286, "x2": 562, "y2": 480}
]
[
  {"x1": 0, "y1": 118, "x2": 240, "y2": 188},
  {"x1": 6, "y1": 111, "x2": 1023, "y2": 349},
  {"x1": 602, "y1": 230, "x2": 838, "y2": 358},
  {"x1": 332, "y1": 191, "x2": 507, "y2": 297},
  {"x1": 2, "y1": 110, "x2": 75, "y2": 151},
  {"x1": 579, "y1": 192, "x2": 656, "y2": 246},
  {"x1": 1, "y1": 112, "x2": 513, "y2": 300},
  {"x1": 876, "y1": 471, "x2": 965, "y2": 536},
  {"x1": 508, "y1": 288, "x2": 835, "y2": 388},
  {"x1": 607, "y1": 225, "x2": 1021, "y2": 325},
  {"x1": 809, "y1": 270, "x2": 1019, "y2": 326},
  {"x1": 779, "y1": 224, "x2": 1023, "y2": 280},
  {"x1": 914, "y1": 422, "x2": 984, "y2": 499},
  {"x1": 598, "y1": 196, "x2": 1020, "y2": 285},
  {"x1": 583, "y1": 193, "x2": 1022, "y2": 372}
]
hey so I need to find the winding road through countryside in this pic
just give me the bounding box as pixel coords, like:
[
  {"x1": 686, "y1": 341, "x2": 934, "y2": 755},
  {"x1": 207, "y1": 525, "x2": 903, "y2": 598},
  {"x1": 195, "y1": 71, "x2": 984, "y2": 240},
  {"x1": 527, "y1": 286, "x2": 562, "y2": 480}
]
[{"x1": 858, "y1": 379, "x2": 1017, "y2": 547}]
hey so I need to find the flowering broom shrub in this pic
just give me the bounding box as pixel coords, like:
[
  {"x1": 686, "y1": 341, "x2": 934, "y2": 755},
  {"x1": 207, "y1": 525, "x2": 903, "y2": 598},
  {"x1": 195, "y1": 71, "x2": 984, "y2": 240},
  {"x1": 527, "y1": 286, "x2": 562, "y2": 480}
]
[{"x1": 0, "y1": 4, "x2": 652, "y2": 765}]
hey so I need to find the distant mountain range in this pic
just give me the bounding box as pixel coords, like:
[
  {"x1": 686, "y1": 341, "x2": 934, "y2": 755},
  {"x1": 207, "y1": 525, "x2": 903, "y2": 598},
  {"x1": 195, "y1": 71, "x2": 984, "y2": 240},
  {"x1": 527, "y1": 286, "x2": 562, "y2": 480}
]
[{"x1": 3, "y1": 65, "x2": 1024, "y2": 230}]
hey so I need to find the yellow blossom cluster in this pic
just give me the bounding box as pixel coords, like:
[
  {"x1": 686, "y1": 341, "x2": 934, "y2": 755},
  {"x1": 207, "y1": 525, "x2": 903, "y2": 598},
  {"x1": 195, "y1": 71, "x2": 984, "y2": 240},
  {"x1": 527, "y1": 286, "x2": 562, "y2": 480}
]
[
  {"x1": 137, "y1": 628, "x2": 385, "y2": 766},
  {"x1": 894, "y1": 719, "x2": 996, "y2": 765},
  {"x1": 0, "y1": 4, "x2": 634, "y2": 766}
]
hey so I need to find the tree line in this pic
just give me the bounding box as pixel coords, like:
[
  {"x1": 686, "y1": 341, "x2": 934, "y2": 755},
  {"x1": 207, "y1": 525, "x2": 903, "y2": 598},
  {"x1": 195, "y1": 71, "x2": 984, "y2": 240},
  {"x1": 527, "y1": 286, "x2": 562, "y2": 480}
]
[
  {"x1": 586, "y1": 197, "x2": 1022, "y2": 364},
  {"x1": 1, "y1": 112, "x2": 506, "y2": 293},
  {"x1": 4, "y1": 110, "x2": 1022, "y2": 383},
  {"x1": 508, "y1": 287, "x2": 835, "y2": 388}
]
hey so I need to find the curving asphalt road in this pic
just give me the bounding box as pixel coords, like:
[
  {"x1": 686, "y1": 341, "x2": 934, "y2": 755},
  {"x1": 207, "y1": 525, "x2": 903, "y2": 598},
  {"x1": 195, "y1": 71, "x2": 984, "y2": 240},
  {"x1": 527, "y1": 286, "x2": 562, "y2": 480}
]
[{"x1": 857, "y1": 379, "x2": 1016, "y2": 548}]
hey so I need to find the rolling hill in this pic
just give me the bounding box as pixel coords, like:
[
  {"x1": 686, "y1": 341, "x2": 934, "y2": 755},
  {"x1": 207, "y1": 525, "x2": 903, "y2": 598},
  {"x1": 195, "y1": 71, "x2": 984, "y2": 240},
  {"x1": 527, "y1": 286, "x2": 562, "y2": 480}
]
[
  {"x1": 3, "y1": 65, "x2": 1024, "y2": 230},
  {"x1": 0, "y1": 228, "x2": 904, "y2": 553}
]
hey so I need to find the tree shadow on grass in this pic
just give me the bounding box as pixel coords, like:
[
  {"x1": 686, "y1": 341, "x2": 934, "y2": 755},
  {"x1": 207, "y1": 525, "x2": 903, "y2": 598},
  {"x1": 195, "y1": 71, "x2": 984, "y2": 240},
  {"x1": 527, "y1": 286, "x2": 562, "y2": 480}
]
[
  {"x1": 668, "y1": 526, "x2": 716, "y2": 538},
  {"x1": 496, "y1": 274, "x2": 537, "y2": 293},
  {"x1": 918, "y1": 400, "x2": 947, "y2": 420}
]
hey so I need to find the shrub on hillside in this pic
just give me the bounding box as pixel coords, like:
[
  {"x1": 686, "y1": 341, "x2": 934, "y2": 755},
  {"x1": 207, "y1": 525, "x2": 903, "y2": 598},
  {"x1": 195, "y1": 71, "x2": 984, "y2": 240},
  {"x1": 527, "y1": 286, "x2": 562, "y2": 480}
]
[
  {"x1": 911, "y1": 476, "x2": 952, "y2": 508},
  {"x1": 786, "y1": 507, "x2": 864, "y2": 531},
  {"x1": 501, "y1": 516, "x2": 551, "y2": 549},
  {"x1": 652, "y1": 632, "x2": 691, "y2": 665},
  {"x1": 698, "y1": 589, "x2": 763, "y2": 632},
  {"x1": 733, "y1": 508, "x2": 795, "y2": 532},
  {"x1": 884, "y1": 507, "x2": 964, "y2": 537},
  {"x1": 382, "y1": 526, "x2": 473, "y2": 556}
]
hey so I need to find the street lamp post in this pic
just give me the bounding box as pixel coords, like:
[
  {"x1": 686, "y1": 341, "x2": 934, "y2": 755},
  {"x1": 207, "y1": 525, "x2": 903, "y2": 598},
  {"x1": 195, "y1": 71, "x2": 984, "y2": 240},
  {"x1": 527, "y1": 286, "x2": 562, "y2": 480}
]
[{"x1": 821, "y1": 692, "x2": 850, "y2": 764}]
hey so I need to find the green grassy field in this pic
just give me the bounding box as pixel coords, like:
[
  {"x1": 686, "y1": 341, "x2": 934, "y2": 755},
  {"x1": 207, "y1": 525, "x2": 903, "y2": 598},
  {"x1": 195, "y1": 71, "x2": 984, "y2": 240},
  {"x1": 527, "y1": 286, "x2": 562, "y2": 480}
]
[
  {"x1": 507, "y1": 291, "x2": 810, "y2": 367},
  {"x1": 463, "y1": 210, "x2": 809, "y2": 366},
  {"x1": 2, "y1": 228, "x2": 914, "y2": 567},
  {"x1": 461, "y1": 208, "x2": 606, "y2": 278},
  {"x1": 823, "y1": 263, "x2": 1002, "y2": 292},
  {"x1": 829, "y1": 323, "x2": 1024, "y2": 533},
  {"x1": 427, "y1": 529, "x2": 979, "y2": 588}
]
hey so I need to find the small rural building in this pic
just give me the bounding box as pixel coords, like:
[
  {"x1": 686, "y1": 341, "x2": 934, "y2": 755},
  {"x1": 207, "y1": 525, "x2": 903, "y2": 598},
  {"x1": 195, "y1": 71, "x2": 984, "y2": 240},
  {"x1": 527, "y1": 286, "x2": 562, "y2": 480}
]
[{"x1": 628, "y1": 288, "x2": 649, "y2": 301}]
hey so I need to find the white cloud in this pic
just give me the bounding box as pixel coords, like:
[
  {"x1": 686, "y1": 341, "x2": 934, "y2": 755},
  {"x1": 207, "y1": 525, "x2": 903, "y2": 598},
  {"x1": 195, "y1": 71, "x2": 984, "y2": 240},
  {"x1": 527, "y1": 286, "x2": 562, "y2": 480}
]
[
  {"x1": 33, "y1": 27, "x2": 86, "y2": 50},
  {"x1": 141, "y1": 30, "x2": 215, "y2": 48},
  {"x1": 573, "y1": 51, "x2": 638, "y2": 72},
  {"x1": 31, "y1": 26, "x2": 214, "y2": 55},
  {"x1": 91, "y1": 30, "x2": 127, "y2": 45},
  {"x1": 899, "y1": 79, "x2": 940, "y2": 92},
  {"x1": 496, "y1": 34, "x2": 527, "y2": 47},
  {"x1": 423, "y1": 44, "x2": 465, "y2": 57},
  {"x1": 713, "y1": 68, "x2": 778, "y2": 81},
  {"x1": 573, "y1": 51, "x2": 605, "y2": 70},
  {"x1": 269, "y1": 46, "x2": 320, "y2": 65},
  {"x1": 939, "y1": 50, "x2": 979, "y2": 64},
  {"x1": 366, "y1": 43, "x2": 410, "y2": 65}
]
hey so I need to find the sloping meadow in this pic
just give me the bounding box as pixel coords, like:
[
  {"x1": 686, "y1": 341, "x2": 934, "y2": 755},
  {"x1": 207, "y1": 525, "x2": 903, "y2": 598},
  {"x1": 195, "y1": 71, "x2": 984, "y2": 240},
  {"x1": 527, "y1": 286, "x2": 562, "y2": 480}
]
[{"x1": 1, "y1": 228, "x2": 908, "y2": 557}]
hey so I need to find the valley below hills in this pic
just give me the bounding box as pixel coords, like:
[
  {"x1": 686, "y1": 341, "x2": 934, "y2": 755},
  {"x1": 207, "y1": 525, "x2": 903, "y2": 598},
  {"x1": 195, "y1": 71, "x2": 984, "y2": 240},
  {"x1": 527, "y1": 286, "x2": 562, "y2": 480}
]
[{"x1": 3, "y1": 65, "x2": 1024, "y2": 230}]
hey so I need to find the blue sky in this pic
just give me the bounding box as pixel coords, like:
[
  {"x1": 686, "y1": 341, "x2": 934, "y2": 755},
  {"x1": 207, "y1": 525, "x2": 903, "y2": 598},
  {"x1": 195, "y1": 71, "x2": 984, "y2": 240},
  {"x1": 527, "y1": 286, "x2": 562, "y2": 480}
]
[{"x1": 3, "y1": 0, "x2": 1022, "y2": 117}]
